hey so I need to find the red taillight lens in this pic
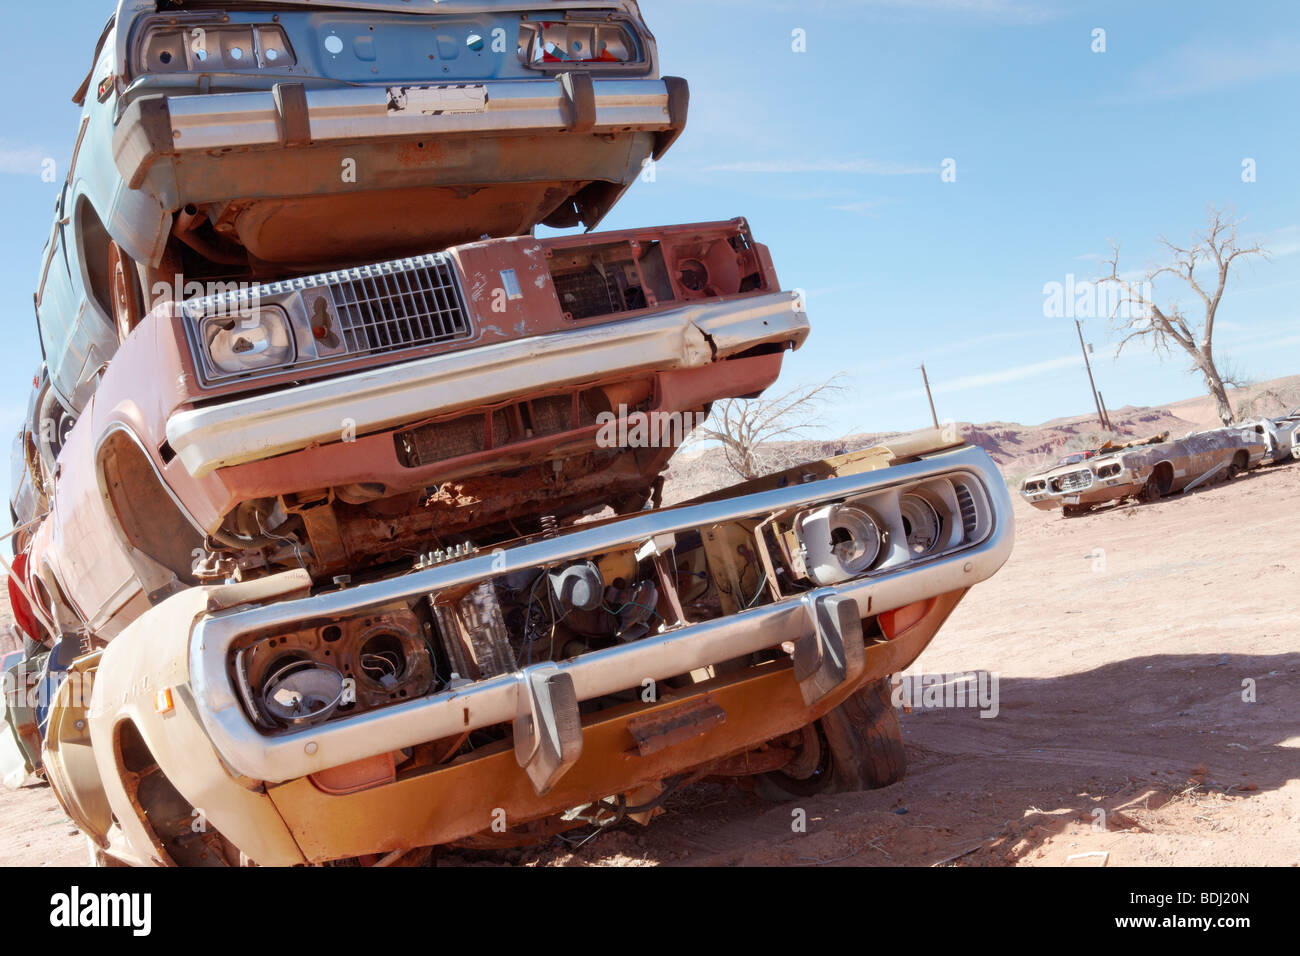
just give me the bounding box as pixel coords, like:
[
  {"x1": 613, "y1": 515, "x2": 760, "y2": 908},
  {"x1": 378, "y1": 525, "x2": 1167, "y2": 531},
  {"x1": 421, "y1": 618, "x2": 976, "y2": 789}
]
[{"x1": 520, "y1": 21, "x2": 638, "y2": 66}]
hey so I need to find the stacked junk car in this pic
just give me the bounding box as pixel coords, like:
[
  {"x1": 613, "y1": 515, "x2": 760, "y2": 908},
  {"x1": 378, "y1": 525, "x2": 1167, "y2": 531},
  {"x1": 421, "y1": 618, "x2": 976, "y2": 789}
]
[{"x1": 4, "y1": 0, "x2": 1012, "y2": 866}]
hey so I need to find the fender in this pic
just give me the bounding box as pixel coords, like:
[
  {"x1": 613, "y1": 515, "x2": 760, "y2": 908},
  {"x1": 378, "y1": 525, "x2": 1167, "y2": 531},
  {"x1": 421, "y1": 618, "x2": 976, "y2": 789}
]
[{"x1": 81, "y1": 585, "x2": 306, "y2": 866}]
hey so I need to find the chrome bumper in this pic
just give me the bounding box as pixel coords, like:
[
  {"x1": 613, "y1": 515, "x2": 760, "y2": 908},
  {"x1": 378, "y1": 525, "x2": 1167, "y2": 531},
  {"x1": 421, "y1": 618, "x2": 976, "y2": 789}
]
[
  {"x1": 187, "y1": 445, "x2": 1014, "y2": 785},
  {"x1": 114, "y1": 76, "x2": 685, "y2": 189},
  {"x1": 165, "y1": 291, "x2": 809, "y2": 477}
]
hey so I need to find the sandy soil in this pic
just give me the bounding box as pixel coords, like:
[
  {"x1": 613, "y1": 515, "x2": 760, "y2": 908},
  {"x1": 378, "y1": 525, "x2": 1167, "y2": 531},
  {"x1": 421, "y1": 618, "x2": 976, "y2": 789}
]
[{"x1": 2, "y1": 448, "x2": 1297, "y2": 868}]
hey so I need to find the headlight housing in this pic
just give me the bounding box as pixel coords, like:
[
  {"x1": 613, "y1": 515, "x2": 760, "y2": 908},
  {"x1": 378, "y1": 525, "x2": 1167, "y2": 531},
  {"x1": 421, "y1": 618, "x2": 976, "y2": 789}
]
[
  {"x1": 899, "y1": 494, "x2": 942, "y2": 556},
  {"x1": 202, "y1": 308, "x2": 295, "y2": 376},
  {"x1": 791, "y1": 473, "x2": 993, "y2": 586},
  {"x1": 180, "y1": 252, "x2": 472, "y2": 388},
  {"x1": 796, "y1": 504, "x2": 886, "y2": 586}
]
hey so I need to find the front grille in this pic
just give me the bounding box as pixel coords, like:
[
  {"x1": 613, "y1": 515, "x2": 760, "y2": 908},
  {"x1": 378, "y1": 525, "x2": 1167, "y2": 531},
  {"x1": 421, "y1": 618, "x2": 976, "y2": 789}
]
[
  {"x1": 954, "y1": 483, "x2": 979, "y2": 536},
  {"x1": 182, "y1": 251, "x2": 473, "y2": 387},
  {"x1": 1055, "y1": 470, "x2": 1094, "y2": 493},
  {"x1": 327, "y1": 256, "x2": 470, "y2": 354}
]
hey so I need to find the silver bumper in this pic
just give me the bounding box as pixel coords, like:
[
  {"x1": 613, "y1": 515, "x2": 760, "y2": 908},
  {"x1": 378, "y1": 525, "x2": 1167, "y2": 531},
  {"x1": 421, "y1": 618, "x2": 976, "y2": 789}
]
[
  {"x1": 165, "y1": 291, "x2": 809, "y2": 477},
  {"x1": 187, "y1": 445, "x2": 1014, "y2": 784},
  {"x1": 114, "y1": 76, "x2": 684, "y2": 189}
]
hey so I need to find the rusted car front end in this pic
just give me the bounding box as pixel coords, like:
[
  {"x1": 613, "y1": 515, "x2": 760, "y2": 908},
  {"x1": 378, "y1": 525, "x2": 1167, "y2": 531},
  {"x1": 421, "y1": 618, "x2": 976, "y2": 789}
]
[{"x1": 72, "y1": 439, "x2": 1011, "y2": 865}]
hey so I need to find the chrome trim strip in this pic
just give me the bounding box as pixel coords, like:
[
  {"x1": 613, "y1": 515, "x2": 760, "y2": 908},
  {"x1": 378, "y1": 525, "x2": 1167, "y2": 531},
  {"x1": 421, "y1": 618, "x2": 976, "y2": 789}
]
[{"x1": 187, "y1": 446, "x2": 1014, "y2": 782}]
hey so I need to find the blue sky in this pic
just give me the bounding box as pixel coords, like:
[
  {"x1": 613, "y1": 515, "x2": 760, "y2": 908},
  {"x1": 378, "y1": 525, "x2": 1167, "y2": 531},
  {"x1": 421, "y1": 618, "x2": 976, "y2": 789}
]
[{"x1": 1, "y1": 0, "x2": 1298, "y2": 458}]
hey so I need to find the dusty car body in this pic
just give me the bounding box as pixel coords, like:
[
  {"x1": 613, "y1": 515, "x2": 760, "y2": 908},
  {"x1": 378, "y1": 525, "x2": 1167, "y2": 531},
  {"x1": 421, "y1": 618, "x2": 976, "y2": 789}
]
[
  {"x1": 39, "y1": 0, "x2": 685, "y2": 415},
  {"x1": 1240, "y1": 416, "x2": 1300, "y2": 464},
  {"x1": 13, "y1": 0, "x2": 1017, "y2": 867},
  {"x1": 1020, "y1": 427, "x2": 1267, "y2": 516}
]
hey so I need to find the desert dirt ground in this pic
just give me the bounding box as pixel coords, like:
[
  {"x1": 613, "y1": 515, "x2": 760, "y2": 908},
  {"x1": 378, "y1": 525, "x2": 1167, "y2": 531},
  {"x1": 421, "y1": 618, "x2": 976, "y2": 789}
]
[{"x1": 2, "y1": 460, "x2": 1297, "y2": 867}]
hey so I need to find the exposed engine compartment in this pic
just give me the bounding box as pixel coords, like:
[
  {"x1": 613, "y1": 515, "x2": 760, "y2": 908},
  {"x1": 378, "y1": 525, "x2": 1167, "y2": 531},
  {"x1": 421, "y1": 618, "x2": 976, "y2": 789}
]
[{"x1": 226, "y1": 463, "x2": 996, "y2": 747}]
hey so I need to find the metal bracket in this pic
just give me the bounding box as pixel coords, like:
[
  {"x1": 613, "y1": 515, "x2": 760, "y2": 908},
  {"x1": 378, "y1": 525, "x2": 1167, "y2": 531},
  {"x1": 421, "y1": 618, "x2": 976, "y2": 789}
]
[
  {"x1": 557, "y1": 72, "x2": 596, "y2": 132},
  {"x1": 514, "y1": 665, "x2": 583, "y2": 795},
  {"x1": 273, "y1": 82, "x2": 311, "y2": 147},
  {"x1": 791, "y1": 593, "x2": 866, "y2": 706}
]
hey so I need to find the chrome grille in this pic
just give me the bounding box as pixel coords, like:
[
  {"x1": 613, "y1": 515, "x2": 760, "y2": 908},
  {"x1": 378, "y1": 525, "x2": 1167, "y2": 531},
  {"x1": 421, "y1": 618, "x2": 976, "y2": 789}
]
[
  {"x1": 955, "y1": 483, "x2": 979, "y2": 536},
  {"x1": 327, "y1": 256, "x2": 470, "y2": 354},
  {"x1": 1055, "y1": 469, "x2": 1094, "y2": 493},
  {"x1": 181, "y1": 251, "x2": 473, "y2": 387}
]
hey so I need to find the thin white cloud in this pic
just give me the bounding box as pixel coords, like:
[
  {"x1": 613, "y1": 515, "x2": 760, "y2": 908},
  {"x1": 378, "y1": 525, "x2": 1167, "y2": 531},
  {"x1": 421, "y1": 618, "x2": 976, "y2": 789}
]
[
  {"x1": 845, "y1": 0, "x2": 1057, "y2": 21},
  {"x1": 830, "y1": 199, "x2": 892, "y2": 215},
  {"x1": 857, "y1": 328, "x2": 1056, "y2": 375},
  {"x1": 1126, "y1": 36, "x2": 1300, "y2": 100},
  {"x1": 0, "y1": 143, "x2": 48, "y2": 176},
  {"x1": 928, "y1": 355, "x2": 1082, "y2": 395},
  {"x1": 1231, "y1": 332, "x2": 1300, "y2": 355},
  {"x1": 703, "y1": 158, "x2": 936, "y2": 176},
  {"x1": 1254, "y1": 225, "x2": 1300, "y2": 259},
  {"x1": 700, "y1": 0, "x2": 1060, "y2": 25}
]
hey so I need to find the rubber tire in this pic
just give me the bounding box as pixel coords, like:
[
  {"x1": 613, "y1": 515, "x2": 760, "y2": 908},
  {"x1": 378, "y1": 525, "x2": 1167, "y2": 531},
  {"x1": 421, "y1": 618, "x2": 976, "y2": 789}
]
[
  {"x1": 820, "y1": 676, "x2": 907, "y2": 791},
  {"x1": 755, "y1": 677, "x2": 906, "y2": 800},
  {"x1": 108, "y1": 241, "x2": 144, "y2": 344}
]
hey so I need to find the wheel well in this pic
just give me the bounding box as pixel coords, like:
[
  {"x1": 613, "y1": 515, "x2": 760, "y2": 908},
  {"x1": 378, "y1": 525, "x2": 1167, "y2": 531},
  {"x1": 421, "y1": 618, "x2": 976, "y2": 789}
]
[
  {"x1": 75, "y1": 198, "x2": 116, "y2": 327},
  {"x1": 1152, "y1": 460, "x2": 1175, "y2": 493},
  {"x1": 114, "y1": 720, "x2": 236, "y2": 867},
  {"x1": 1233, "y1": 450, "x2": 1249, "y2": 469},
  {"x1": 97, "y1": 429, "x2": 202, "y2": 588}
]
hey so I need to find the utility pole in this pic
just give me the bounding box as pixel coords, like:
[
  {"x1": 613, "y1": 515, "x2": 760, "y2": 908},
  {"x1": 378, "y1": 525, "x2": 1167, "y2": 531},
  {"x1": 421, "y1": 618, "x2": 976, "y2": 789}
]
[
  {"x1": 1098, "y1": 392, "x2": 1113, "y2": 432},
  {"x1": 1074, "y1": 320, "x2": 1107, "y2": 431},
  {"x1": 920, "y1": 364, "x2": 939, "y2": 429}
]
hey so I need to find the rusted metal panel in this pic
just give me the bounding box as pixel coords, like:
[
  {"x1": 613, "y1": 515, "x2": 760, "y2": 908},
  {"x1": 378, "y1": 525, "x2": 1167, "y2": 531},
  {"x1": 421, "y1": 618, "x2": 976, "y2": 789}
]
[{"x1": 626, "y1": 696, "x2": 726, "y2": 757}]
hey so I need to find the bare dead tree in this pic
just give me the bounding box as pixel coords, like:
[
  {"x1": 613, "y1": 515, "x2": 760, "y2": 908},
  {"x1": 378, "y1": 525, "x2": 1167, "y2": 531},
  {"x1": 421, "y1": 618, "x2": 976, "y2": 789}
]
[
  {"x1": 1100, "y1": 206, "x2": 1267, "y2": 426},
  {"x1": 1216, "y1": 357, "x2": 1254, "y2": 391},
  {"x1": 688, "y1": 375, "x2": 847, "y2": 480}
]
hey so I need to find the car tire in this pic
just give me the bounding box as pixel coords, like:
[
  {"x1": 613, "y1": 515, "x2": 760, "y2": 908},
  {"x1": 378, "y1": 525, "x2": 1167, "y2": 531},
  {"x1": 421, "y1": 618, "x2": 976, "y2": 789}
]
[
  {"x1": 108, "y1": 240, "x2": 144, "y2": 344},
  {"x1": 754, "y1": 677, "x2": 906, "y2": 801}
]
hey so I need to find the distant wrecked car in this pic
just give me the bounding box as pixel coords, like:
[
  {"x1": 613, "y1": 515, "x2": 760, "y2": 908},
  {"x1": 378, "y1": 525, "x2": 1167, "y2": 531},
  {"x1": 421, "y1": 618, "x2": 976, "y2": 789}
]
[
  {"x1": 1020, "y1": 427, "x2": 1267, "y2": 517},
  {"x1": 1240, "y1": 415, "x2": 1300, "y2": 464}
]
